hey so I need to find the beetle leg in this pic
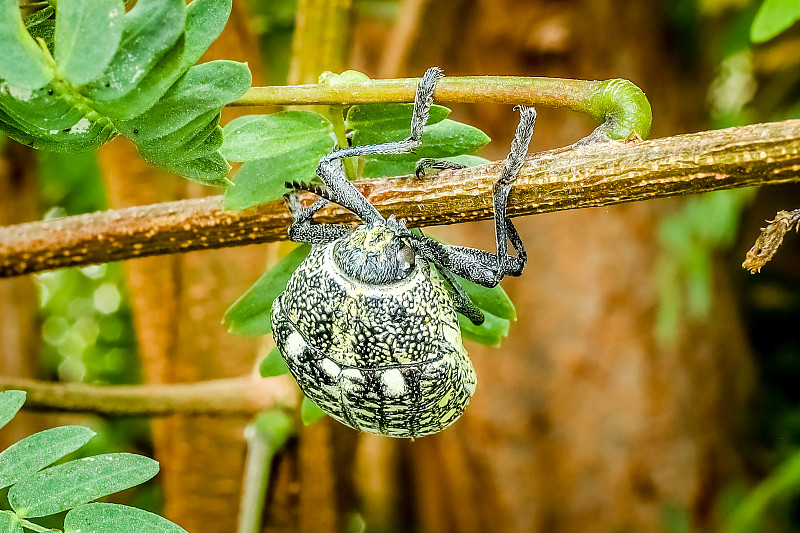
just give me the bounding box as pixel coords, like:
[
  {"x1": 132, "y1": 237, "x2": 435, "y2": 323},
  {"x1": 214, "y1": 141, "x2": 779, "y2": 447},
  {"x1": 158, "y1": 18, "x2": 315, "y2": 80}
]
[
  {"x1": 284, "y1": 190, "x2": 351, "y2": 244},
  {"x1": 414, "y1": 158, "x2": 467, "y2": 178},
  {"x1": 410, "y1": 106, "x2": 536, "y2": 287},
  {"x1": 314, "y1": 67, "x2": 444, "y2": 223},
  {"x1": 435, "y1": 266, "x2": 485, "y2": 325}
]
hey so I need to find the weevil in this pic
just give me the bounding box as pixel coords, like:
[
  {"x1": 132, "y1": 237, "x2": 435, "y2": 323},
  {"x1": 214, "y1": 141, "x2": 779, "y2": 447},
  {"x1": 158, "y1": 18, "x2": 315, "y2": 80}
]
[{"x1": 270, "y1": 67, "x2": 536, "y2": 438}]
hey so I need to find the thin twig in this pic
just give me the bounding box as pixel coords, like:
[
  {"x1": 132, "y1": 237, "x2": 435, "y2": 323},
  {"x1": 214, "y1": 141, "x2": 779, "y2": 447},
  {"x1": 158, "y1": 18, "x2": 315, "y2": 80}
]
[
  {"x1": 0, "y1": 376, "x2": 298, "y2": 417},
  {"x1": 1, "y1": 119, "x2": 800, "y2": 278}
]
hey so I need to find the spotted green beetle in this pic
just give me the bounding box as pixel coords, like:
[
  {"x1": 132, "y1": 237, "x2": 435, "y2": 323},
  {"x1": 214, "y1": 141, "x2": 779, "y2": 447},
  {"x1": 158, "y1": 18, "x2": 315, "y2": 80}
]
[{"x1": 271, "y1": 67, "x2": 536, "y2": 437}]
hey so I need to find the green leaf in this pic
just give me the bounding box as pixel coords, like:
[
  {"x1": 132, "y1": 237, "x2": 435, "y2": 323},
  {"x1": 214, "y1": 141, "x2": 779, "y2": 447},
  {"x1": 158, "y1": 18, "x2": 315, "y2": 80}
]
[
  {"x1": 91, "y1": 34, "x2": 187, "y2": 120},
  {"x1": 249, "y1": 411, "x2": 294, "y2": 451},
  {"x1": 259, "y1": 347, "x2": 290, "y2": 377},
  {"x1": 345, "y1": 103, "x2": 450, "y2": 130},
  {"x1": 84, "y1": 0, "x2": 185, "y2": 113},
  {"x1": 64, "y1": 503, "x2": 188, "y2": 533},
  {"x1": 0, "y1": 390, "x2": 26, "y2": 431},
  {"x1": 221, "y1": 111, "x2": 334, "y2": 162},
  {"x1": 0, "y1": 83, "x2": 84, "y2": 130},
  {"x1": 8, "y1": 453, "x2": 159, "y2": 518},
  {"x1": 0, "y1": 0, "x2": 53, "y2": 90},
  {"x1": 459, "y1": 311, "x2": 510, "y2": 347},
  {"x1": 0, "y1": 108, "x2": 116, "y2": 153},
  {"x1": 720, "y1": 449, "x2": 800, "y2": 533},
  {"x1": 0, "y1": 511, "x2": 21, "y2": 533},
  {"x1": 55, "y1": 0, "x2": 125, "y2": 85},
  {"x1": 224, "y1": 244, "x2": 310, "y2": 336},
  {"x1": 353, "y1": 119, "x2": 490, "y2": 162},
  {"x1": 301, "y1": 397, "x2": 327, "y2": 425},
  {"x1": 23, "y1": 6, "x2": 55, "y2": 53},
  {"x1": 164, "y1": 152, "x2": 231, "y2": 187},
  {"x1": 363, "y1": 154, "x2": 489, "y2": 179},
  {"x1": 751, "y1": 0, "x2": 800, "y2": 42},
  {"x1": 458, "y1": 277, "x2": 516, "y2": 321},
  {"x1": 136, "y1": 109, "x2": 220, "y2": 160},
  {"x1": 182, "y1": 0, "x2": 232, "y2": 69},
  {"x1": 117, "y1": 60, "x2": 251, "y2": 141},
  {"x1": 0, "y1": 426, "x2": 96, "y2": 489},
  {"x1": 223, "y1": 140, "x2": 333, "y2": 210}
]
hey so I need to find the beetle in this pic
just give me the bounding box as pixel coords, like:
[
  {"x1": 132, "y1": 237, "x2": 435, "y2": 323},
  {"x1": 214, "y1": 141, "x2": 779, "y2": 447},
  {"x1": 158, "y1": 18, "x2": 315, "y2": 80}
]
[{"x1": 270, "y1": 67, "x2": 536, "y2": 438}]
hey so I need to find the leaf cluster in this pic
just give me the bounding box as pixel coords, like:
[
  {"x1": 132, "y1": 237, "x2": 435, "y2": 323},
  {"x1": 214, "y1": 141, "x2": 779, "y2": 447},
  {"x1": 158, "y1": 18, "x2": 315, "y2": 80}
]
[
  {"x1": 0, "y1": 390, "x2": 184, "y2": 533},
  {"x1": 0, "y1": 0, "x2": 251, "y2": 186}
]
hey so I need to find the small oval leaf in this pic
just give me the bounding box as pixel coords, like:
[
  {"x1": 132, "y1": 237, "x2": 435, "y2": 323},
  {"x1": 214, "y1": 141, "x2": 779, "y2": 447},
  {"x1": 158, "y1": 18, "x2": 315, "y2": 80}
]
[
  {"x1": 0, "y1": 425, "x2": 96, "y2": 489},
  {"x1": 223, "y1": 139, "x2": 333, "y2": 210},
  {"x1": 221, "y1": 111, "x2": 334, "y2": 162},
  {"x1": 65, "y1": 503, "x2": 188, "y2": 533},
  {"x1": 117, "y1": 60, "x2": 252, "y2": 142},
  {"x1": 459, "y1": 311, "x2": 511, "y2": 347},
  {"x1": 345, "y1": 103, "x2": 450, "y2": 130},
  {"x1": 0, "y1": 390, "x2": 25, "y2": 431},
  {"x1": 301, "y1": 397, "x2": 327, "y2": 426},
  {"x1": 259, "y1": 347, "x2": 290, "y2": 378},
  {"x1": 55, "y1": 0, "x2": 125, "y2": 85},
  {"x1": 0, "y1": 0, "x2": 53, "y2": 90},
  {"x1": 8, "y1": 453, "x2": 159, "y2": 518},
  {"x1": 224, "y1": 244, "x2": 311, "y2": 336},
  {"x1": 751, "y1": 0, "x2": 800, "y2": 42},
  {"x1": 353, "y1": 119, "x2": 490, "y2": 162},
  {"x1": 84, "y1": 0, "x2": 185, "y2": 107}
]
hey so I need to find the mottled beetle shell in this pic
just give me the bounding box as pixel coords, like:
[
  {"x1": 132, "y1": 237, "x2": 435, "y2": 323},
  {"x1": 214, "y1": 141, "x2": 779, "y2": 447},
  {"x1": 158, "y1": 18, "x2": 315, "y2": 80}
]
[{"x1": 270, "y1": 242, "x2": 477, "y2": 438}]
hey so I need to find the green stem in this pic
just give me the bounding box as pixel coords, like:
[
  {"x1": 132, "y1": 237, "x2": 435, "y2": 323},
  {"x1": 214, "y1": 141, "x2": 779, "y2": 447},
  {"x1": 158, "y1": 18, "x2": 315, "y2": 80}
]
[
  {"x1": 237, "y1": 412, "x2": 294, "y2": 533},
  {"x1": 18, "y1": 517, "x2": 58, "y2": 533},
  {"x1": 234, "y1": 75, "x2": 653, "y2": 140}
]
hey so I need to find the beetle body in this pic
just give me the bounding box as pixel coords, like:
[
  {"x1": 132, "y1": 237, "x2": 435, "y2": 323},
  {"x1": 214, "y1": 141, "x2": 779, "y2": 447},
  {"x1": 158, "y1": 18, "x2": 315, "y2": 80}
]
[{"x1": 271, "y1": 219, "x2": 476, "y2": 438}]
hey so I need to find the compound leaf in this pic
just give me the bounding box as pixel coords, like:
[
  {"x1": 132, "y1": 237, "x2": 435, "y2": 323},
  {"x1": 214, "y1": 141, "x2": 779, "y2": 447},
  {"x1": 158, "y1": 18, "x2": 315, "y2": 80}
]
[
  {"x1": 0, "y1": 511, "x2": 21, "y2": 533},
  {"x1": 64, "y1": 503, "x2": 188, "y2": 533},
  {"x1": 55, "y1": 0, "x2": 125, "y2": 85},
  {"x1": 260, "y1": 347, "x2": 290, "y2": 378},
  {"x1": 8, "y1": 453, "x2": 159, "y2": 518},
  {"x1": 0, "y1": 426, "x2": 96, "y2": 490},
  {"x1": 0, "y1": 0, "x2": 52, "y2": 90},
  {"x1": 301, "y1": 397, "x2": 327, "y2": 425},
  {"x1": 221, "y1": 111, "x2": 334, "y2": 162},
  {"x1": 224, "y1": 244, "x2": 311, "y2": 336},
  {"x1": 0, "y1": 390, "x2": 25, "y2": 431}
]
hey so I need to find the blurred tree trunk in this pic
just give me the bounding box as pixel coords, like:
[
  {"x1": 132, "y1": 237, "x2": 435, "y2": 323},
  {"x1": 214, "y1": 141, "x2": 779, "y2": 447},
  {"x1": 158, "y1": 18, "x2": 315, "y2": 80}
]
[
  {"x1": 97, "y1": 5, "x2": 270, "y2": 532},
  {"x1": 349, "y1": 1, "x2": 755, "y2": 532},
  {"x1": 0, "y1": 143, "x2": 49, "y2": 447}
]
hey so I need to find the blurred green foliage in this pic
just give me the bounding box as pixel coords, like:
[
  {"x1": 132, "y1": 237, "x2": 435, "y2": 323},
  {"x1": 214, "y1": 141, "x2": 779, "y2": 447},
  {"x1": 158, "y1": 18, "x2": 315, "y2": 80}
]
[{"x1": 658, "y1": 0, "x2": 800, "y2": 531}]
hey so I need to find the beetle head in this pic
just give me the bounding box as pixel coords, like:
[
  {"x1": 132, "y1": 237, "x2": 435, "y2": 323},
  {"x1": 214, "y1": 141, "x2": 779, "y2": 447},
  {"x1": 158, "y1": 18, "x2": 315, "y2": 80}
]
[{"x1": 333, "y1": 215, "x2": 416, "y2": 285}]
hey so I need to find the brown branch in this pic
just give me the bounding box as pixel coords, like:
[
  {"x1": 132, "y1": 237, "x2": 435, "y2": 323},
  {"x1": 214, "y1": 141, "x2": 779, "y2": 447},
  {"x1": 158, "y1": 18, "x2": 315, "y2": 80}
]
[
  {"x1": 1, "y1": 119, "x2": 800, "y2": 278},
  {"x1": 0, "y1": 376, "x2": 298, "y2": 417}
]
